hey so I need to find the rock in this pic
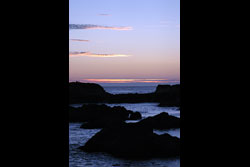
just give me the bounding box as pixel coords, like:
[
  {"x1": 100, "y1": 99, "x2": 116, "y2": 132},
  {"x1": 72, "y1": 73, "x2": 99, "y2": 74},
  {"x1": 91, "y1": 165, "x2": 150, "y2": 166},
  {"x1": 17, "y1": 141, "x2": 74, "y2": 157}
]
[
  {"x1": 154, "y1": 85, "x2": 179, "y2": 94},
  {"x1": 137, "y1": 112, "x2": 180, "y2": 129},
  {"x1": 80, "y1": 123, "x2": 179, "y2": 158},
  {"x1": 69, "y1": 82, "x2": 111, "y2": 104},
  {"x1": 155, "y1": 85, "x2": 180, "y2": 107},
  {"x1": 69, "y1": 106, "x2": 89, "y2": 122},
  {"x1": 80, "y1": 117, "x2": 125, "y2": 129},
  {"x1": 69, "y1": 104, "x2": 142, "y2": 128},
  {"x1": 69, "y1": 82, "x2": 180, "y2": 107},
  {"x1": 158, "y1": 101, "x2": 180, "y2": 107},
  {"x1": 80, "y1": 108, "x2": 142, "y2": 129},
  {"x1": 151, "y1": 133, "x2": 180, "y2": 157},
  {"x1": 129, "y1": 112, "x2": 142, "y2": 120},
  {"x1": 69, "y1": 104, "x2": 130, "y2": 122}
]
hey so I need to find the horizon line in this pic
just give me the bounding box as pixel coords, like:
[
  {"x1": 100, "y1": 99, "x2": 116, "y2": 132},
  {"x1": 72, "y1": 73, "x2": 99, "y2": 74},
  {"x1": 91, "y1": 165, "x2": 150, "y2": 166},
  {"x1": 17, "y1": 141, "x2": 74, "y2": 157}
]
[{"x1": 69, "y1": 79, "x2": 180, "y2": 84}]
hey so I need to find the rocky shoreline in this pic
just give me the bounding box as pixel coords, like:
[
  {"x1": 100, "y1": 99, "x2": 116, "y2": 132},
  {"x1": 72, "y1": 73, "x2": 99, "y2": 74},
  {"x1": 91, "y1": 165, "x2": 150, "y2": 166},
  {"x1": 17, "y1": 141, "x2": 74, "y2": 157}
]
[
  {"x1": 69, "y1": 82, "x2": 180, "y2": 107},
  {"x1": 69, "y1": 104, "x2": 180, "y2": 158},
  {"x1": 69, "y1": 82, "x2": 180, "y2": 159}
]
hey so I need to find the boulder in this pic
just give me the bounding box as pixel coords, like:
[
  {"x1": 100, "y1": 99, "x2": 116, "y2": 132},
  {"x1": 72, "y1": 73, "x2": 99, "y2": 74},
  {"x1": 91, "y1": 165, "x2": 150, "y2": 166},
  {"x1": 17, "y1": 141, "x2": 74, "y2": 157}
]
[
  {"x1": 137, "y1": 112, "x2": 180, "y2": 129},
  {"x1": 80, "y1": 123, "x2": 179, "y2": 158}
]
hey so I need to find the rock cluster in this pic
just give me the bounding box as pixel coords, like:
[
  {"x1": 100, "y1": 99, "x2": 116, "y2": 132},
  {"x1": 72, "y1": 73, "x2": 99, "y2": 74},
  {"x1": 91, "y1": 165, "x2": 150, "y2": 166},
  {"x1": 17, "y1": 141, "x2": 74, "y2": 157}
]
[{"x1": 69, "y1": 104, "x2": 142, "y2": 128}]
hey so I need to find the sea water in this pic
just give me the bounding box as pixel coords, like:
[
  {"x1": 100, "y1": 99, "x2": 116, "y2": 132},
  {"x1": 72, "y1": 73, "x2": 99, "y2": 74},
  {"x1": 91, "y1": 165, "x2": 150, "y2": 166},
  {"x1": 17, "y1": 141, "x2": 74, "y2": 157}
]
[{"x1": 69, "y1": 86, "x2": 180, "y2": 167}]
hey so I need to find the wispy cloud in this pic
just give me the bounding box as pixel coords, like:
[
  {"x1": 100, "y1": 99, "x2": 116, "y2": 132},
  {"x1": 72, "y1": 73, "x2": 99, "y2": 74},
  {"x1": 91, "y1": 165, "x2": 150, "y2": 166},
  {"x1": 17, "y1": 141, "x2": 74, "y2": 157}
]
[
  {"x1": 98, "y1": 14, "x2": 110, "y2": 16},
  {"x1": 69, "y1": 24, "x2": 132, "y2": 31},
  {"x1": 69, "y1": 51, "x2": 131, "y2": 58},
  {"x1": 80, "y1": 78, "x2": 179, "y2": 83},
  {"x1": 70, "y1": 39, "x2": 89, "y2": 42}
]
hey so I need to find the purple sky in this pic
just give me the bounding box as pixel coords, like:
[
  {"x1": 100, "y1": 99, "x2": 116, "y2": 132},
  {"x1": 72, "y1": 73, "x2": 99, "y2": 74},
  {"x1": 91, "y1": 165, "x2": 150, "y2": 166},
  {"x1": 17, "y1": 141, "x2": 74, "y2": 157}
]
[{"x1": 69, "y1": 0, "x2": 180, "y2": 86}]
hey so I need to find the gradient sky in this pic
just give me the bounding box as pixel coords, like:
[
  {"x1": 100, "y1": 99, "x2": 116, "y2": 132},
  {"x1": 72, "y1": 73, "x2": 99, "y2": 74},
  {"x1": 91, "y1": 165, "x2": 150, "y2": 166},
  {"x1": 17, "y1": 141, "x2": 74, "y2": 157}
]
[{"x1": 69, "y1": 0, "x2": 180, "y2": 86}]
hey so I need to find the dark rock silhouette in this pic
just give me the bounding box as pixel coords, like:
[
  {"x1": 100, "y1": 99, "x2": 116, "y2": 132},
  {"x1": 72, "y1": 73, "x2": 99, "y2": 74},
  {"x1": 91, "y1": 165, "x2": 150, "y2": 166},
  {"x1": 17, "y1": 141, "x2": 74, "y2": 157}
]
[
  {"x1": 155, "y1": 85, "x2": 180, "y2": 107},
  {"x1": 129, "y1": 111, "x2": 142, "y2": 120},
  {"x1": 69, "y1": 104, "x2": 142, "y2": 128},
  {"x1": 155, "y1": 84, "x2": 179, "y2": 94},
  {"x1": 69, "y1": 82, "x2": 180, "y2": 159},
  {"x1": 80, "y1": 117, "x2": 125, "y2": 129},
  {"x1": 69, "y1": 82, "x2": 111, "y2": 104},
  {"x1": 79, "y1": 123, "x2": 180, "y2": 158},
  {"x1": 69, "y1": 82, "x2": 180, "y2": 106},
  {"x1": 137, "y1": 112, "x2": 180, "y2": 129}
]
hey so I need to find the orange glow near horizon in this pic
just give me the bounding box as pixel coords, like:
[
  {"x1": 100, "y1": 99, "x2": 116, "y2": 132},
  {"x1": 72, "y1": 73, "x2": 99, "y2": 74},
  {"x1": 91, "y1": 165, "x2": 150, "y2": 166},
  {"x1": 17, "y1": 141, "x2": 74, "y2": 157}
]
[{"x1": 80, "y1": 79, "x2": 179, "y2": 83}]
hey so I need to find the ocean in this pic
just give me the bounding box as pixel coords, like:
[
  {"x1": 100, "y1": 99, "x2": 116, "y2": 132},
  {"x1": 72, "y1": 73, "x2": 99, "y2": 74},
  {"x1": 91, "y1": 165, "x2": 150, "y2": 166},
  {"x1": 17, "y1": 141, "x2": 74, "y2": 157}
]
[
  {"x1": 103, "y1": 86, "x2": 157, "y2": 94},
  {"x1": 69, "y1": 86, "x2": 180, "y2": 167}
]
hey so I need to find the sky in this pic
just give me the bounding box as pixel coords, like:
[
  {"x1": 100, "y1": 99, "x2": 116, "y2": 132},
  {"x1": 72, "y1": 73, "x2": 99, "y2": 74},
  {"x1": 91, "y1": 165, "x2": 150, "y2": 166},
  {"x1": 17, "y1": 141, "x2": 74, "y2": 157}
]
[{"x1": 69, "y1": 0, "x2": 180, "y2": 86}]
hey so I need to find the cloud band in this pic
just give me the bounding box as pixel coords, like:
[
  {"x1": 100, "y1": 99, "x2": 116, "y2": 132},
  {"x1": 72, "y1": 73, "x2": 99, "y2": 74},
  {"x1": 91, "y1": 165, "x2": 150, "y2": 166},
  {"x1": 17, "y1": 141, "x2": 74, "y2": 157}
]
[
  {"x1": 69, "y1": 24, "x2": 132, "y2": 31},
  {"x1": 70, "y1": 39, "x2": 89, "y2": 42},
  {"x1": 69, "y1": 51, "x2": 130, "y2": 58}
]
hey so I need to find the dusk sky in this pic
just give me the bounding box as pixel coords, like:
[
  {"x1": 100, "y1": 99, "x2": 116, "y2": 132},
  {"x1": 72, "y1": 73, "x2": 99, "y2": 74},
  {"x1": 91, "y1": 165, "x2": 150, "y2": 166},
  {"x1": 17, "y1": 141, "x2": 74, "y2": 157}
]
[{"x1": 69, "y1": 0, "x2": 180, "y2": 86}]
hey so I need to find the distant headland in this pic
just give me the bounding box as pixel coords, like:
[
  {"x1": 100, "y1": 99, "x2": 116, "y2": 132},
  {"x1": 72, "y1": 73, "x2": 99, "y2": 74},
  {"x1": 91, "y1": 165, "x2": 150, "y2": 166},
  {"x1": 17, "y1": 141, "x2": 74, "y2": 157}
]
[{"x1": 69, "y1": 82, "x2": 180, "y2": 107}]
